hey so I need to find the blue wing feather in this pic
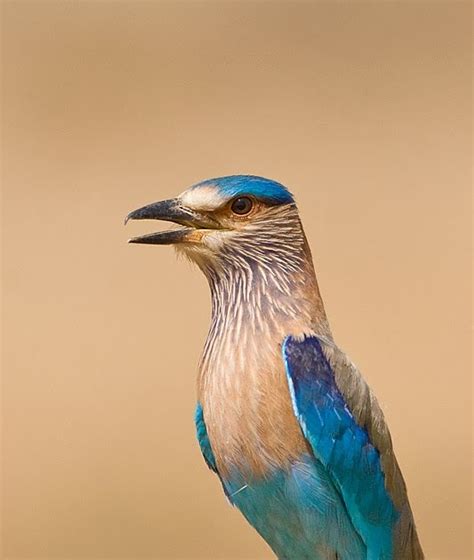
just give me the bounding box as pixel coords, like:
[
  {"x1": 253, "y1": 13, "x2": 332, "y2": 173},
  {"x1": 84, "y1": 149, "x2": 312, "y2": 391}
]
[
  {"x1": 283, "y1": 335, "x2": 399, "y2": 560},
  {"x1": 195, "y1": 402, "x2": 218, "y2": 473}
]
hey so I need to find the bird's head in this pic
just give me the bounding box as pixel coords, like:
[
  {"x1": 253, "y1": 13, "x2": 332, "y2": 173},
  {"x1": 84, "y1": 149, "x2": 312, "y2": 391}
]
[
  {"x1": 127, "y1": 175, "x2": 330, "y2": 336},
  {"x1": 126, "y1": 175, "x2": 308, "y2": 276}
]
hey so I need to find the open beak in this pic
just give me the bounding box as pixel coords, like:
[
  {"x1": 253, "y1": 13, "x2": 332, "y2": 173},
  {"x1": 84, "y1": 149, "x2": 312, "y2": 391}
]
[{"x1": 125, "y1": 198, "x2": 218, "y2": 245}]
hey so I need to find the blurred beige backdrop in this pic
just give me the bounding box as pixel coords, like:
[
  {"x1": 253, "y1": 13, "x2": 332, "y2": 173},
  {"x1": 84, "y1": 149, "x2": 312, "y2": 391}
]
[{"x1": 2, "y1": 1, "x2": 472, "y2": 559}]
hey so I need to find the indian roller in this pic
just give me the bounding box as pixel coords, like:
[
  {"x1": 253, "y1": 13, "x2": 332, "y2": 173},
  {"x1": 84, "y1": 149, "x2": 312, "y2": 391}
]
[{"x1": 126, "y1": 175, "x2": 424, "y2": 560}]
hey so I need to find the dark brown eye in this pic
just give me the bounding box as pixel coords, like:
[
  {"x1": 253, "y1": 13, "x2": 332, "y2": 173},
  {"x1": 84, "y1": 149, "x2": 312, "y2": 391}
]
[{"x1": 231, "y1": 196, "x2": 253, "y2": 215}]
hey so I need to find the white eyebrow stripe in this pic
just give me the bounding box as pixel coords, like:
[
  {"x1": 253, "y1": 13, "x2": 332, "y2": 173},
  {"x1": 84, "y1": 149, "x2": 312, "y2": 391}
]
[{"x1": 180, "y1": 185, "x2": 227, "y2": 211}]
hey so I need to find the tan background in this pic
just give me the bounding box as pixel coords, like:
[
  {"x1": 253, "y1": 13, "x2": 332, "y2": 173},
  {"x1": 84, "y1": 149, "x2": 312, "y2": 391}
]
[{"x1": 1, "y1": 1, "x2": 472, "y2": 559}]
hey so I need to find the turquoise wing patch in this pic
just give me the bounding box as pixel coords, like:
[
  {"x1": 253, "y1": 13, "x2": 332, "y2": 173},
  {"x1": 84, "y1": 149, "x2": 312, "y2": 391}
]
[{"x1": 195, "y1": 402, "x2": 218, "y2": 473}]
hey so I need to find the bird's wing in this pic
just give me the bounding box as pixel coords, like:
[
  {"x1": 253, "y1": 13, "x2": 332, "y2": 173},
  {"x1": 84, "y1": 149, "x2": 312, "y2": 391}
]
[
  {"x1": 195, "y1": 402, "x2": 218, "y2": 473},
  {"x1": 282, "y1": 335, "x2": 423, "y2": 560}
]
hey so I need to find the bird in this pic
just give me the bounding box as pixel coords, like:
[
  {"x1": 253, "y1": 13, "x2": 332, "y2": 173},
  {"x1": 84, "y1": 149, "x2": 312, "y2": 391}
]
[{"x1": 126, "y1": 175, "x2": 424, "y2": 560}]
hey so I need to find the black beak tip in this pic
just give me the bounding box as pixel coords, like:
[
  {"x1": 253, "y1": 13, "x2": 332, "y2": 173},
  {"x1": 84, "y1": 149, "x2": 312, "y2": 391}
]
[
  {"x1": 127, "y1": 235, "x2": 147, "y2": 245},
  {"x1": 124, "y1": 209, "x2": 140, "y2": 225}
]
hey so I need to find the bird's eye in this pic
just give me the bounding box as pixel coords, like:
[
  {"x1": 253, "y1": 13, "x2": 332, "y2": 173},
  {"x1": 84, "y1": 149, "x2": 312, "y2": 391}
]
[{"x1": 231, "y1": 197, "x2": 253, "y2": 215}]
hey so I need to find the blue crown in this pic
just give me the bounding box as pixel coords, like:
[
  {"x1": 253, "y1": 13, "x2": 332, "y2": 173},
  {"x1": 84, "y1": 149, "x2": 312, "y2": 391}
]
[{"x1": 196, "y1": 175, "x2": 294, "y2": 205}]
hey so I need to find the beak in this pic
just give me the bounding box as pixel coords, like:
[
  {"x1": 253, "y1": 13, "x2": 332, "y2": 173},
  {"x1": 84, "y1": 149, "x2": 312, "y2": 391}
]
[{"x1": 125, "y1": 198, "x2": 218, "y2": 245}]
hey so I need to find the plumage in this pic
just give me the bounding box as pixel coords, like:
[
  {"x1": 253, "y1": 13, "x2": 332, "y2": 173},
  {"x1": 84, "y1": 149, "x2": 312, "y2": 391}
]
[
  {"x1": 127, "y1": 175, "x2": 424, "y2": 559},
  {"x1": 283, "y1": 336, "x2": 398, "y2": 559}
]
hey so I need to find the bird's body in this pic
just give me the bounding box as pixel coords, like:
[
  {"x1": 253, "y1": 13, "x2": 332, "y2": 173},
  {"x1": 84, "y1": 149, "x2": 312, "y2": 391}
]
[{"x1": 127, "y1": 175, "x2": 424, "y2": 559}]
